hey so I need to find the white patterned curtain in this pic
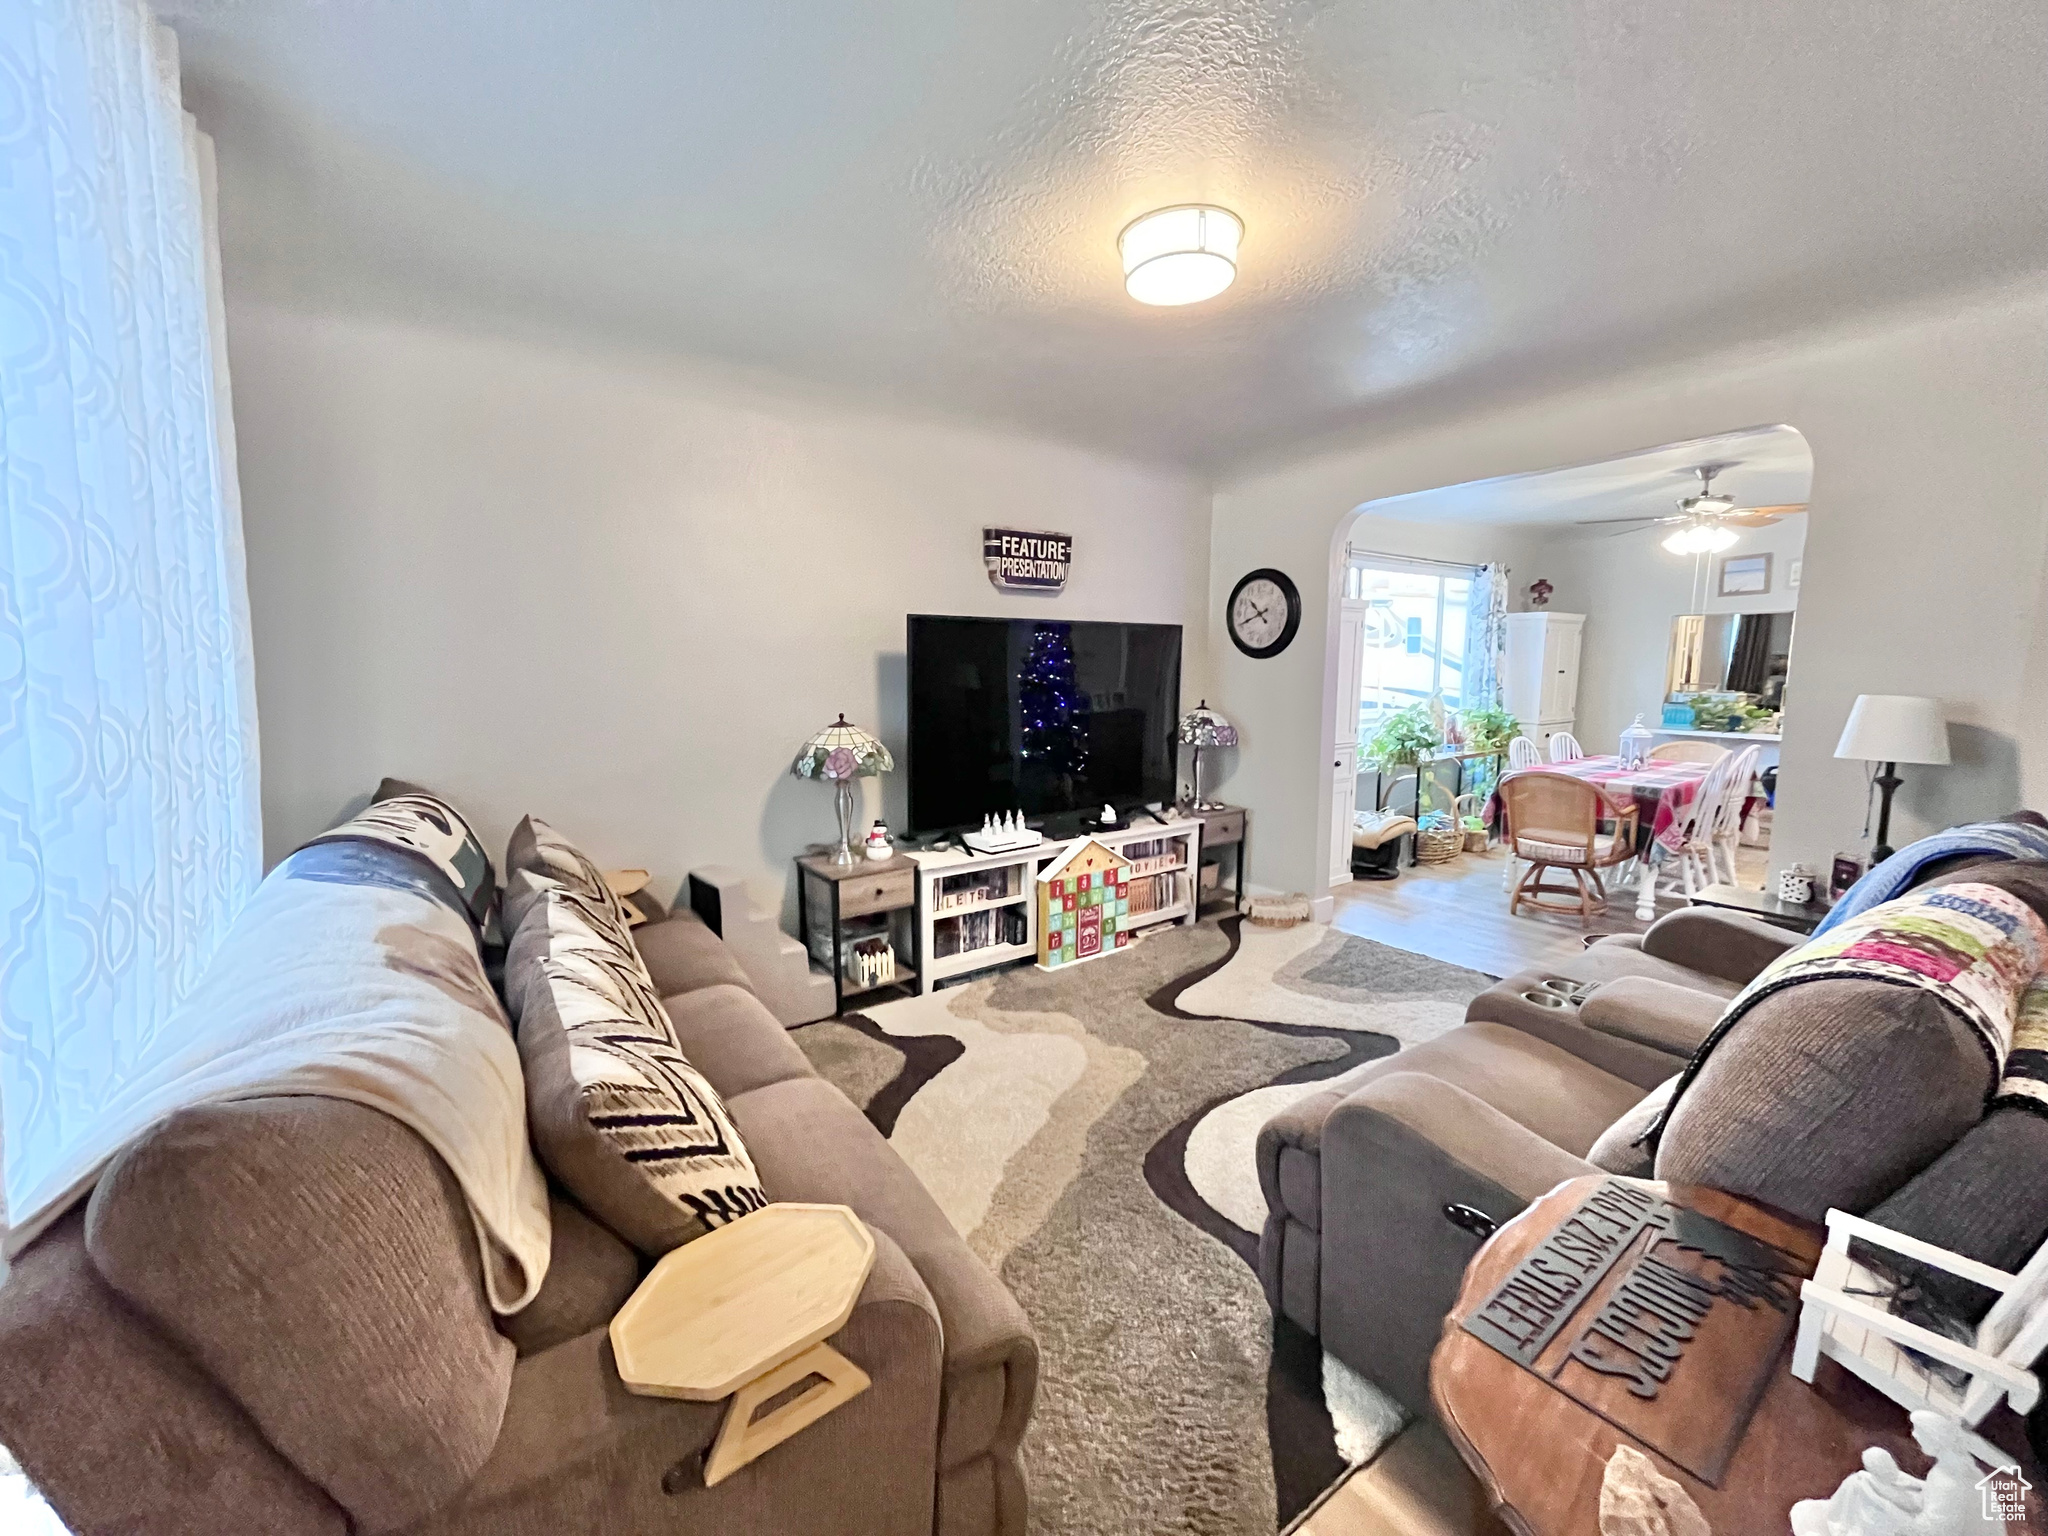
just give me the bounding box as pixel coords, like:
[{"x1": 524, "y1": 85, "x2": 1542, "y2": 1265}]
[
  {"x1": 0, "y1": 0, "x2": 260, "y2": 1224},
  {"x1": 1466, "y1": 562, "x2": 1510, "y2": 714}
]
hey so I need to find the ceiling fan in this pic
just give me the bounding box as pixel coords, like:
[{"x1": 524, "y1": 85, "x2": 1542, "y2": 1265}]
[{"x1": 1576, "y1": 465, "x2": 1807, "y2": 554}]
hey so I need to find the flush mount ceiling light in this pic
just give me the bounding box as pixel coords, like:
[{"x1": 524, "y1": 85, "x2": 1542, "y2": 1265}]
[{"x1": 1119, "y1": 205, "x2": 1242, "y2": 306}]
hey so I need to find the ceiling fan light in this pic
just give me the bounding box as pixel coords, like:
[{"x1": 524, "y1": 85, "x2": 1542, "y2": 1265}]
[
  {"x1": 1120, "y1": 205, "x2": 1242, "y2": 306},
  {"x1": 1661, "y1": 522, "x2": 1737, "y2": 556}
]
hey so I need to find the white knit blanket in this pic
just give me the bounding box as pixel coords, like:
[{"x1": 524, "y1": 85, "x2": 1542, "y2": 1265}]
[{"x1": 1, "y1": 847, "x2": 551, "y2": 1313}]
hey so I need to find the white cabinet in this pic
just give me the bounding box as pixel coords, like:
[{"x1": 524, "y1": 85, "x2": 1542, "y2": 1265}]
[{"x1": 1503, "y1": 613, "x2": 1584, "y2": 738}]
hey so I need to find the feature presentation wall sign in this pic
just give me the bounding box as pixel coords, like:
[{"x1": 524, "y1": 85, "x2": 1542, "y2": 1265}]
[{"x1": 984, "y1": 528, "x2": 1072, "y2": 593}]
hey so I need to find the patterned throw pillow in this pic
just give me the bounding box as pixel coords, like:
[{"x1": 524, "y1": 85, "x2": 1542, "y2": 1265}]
[
  {"x1": 508, "y1": 888, "x2": 766, "y2": 1255},
  {"x1": 309, "y1": 786, "x2": 496, "y2": 927},
  {"x1": 502, "y1": 814, "x2": 634, "y2": 938}
]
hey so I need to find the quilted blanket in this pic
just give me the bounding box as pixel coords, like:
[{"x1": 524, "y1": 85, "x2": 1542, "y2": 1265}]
[{"x1": 1647, "y1": 882, "x2": 2048, "y2": 1149}]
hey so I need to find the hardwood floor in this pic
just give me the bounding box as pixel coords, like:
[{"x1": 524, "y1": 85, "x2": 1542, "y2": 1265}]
[{"x1": 1330, "y1": 843, "x2": 1769, "y2": 978}]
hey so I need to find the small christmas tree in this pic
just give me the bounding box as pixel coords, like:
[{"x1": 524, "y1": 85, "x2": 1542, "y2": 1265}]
[{"x1": 1017, "y1": 624, "x2": 1089, "y2": 781}]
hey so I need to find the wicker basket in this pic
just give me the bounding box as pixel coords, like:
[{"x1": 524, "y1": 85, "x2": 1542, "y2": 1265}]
[
  {"x1": 1415, "y1": 823, "x2": 1464, "y2": 863},
  {"x1": 1455, "y1": 793, "x2": 1489, "y2": 852}
]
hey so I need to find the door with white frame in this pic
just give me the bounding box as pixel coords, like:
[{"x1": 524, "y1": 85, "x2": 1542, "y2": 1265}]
[
  {"x1": 1331, "y1": 602, "x2": 1368, "y2": 885},
  {"x1": 1333, "y1": 555, "x2": 1478, "y2": 882}
]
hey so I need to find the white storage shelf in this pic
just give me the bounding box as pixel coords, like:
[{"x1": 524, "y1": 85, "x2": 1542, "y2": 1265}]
[{"x1": 907, "y1": 819, "x2": 1204, "y2": 994}]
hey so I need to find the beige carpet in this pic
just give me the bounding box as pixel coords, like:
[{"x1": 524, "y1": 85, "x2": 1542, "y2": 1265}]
[{"x1": 794, "y1": 917, "x2": 1493, "y2": 1535}]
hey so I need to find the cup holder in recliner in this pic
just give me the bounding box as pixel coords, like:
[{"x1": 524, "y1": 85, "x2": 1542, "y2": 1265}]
[{"x1": 1521, "y1": 977, "x2": 1601, "y2": 1009}]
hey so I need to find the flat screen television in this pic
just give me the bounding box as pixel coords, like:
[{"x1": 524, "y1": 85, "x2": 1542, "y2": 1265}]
[{"x1": 906, "y1": 615, "x2": 1183, "y2": 835}]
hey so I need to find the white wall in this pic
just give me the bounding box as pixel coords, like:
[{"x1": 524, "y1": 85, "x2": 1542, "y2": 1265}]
[
  {"x1": 1528, "y1": 514, "x2": 1808, "y2": 754},
  {"x1": 1207, "y1": 279, "x2": 2048, "y2": 898},
  {"x1": 229, "y1": 301, "x2": 1210, "y2": 918}
]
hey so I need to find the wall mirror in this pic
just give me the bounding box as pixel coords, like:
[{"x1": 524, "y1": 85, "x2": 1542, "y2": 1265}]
[{"x1": 1665, "y1": 610, "x2": 1795, "y2": 703}]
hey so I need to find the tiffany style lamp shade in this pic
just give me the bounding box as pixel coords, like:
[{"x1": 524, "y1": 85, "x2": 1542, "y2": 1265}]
[
  {"x1": 792, "y1": 714, "x2": 895, "y2": 864},
  {"x1": 1178, "y1": 700, "x2": 1238, "y2": 811}
]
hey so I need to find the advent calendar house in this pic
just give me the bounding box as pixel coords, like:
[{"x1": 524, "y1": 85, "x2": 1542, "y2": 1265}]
[{"x1": 1036, "y1": 838, "x2": 1133, "y2": 970}]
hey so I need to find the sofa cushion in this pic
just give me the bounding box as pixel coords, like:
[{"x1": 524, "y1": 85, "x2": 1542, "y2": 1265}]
[
  {"x1": 1865, "y1": 1107, "x2": 2048, "y2": 1323},
  {"x1": 1656, "y1": 978, "x2": 1991, "y2": 1220},
  {"x1": 1466, "y1": 971, "x2": 1691, "y2": 1090},
  {"x1": 310, "y1": 785, "x2": 497, "y2": 929},
  {"x1": 502, "y1": 814, "x2": 636, "y2": 939},
  {"x1": 635, "y1": 909, "x2": 755, "y2": 997},
  {"x1": 496, "y1": 1192, "x2": 643, "y2": 1358},
  {"x1": 1588, "y1": 1076, "x2": 1676, "y2": 1177},
  {"x1": 84, "y1": 1097, "x2": 514, "y2": 1533},
  {"x1": 1555, "y1": 934, "x2": 1745, "y2": 999},
  {"x1": 726, "y1": 1076, "x2": 1038, "y2": 1477},
  {"x1": 1580, "y1": 976, "x2": 1725, "y2": 1057},
  {"x1": 511, "y1": 889, "x2": 767, "y2": 1256},
  {"x1": 1343, "y1": 1021, "x2": 1645, "y2": 1158},
  {"x1": 661, "y1": 983, "x2": 815, "y2": 1096}
]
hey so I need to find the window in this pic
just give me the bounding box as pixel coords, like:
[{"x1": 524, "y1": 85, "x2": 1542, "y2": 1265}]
[{"x1": 1344, "y1": 559, "x2": 1475, "y2": 739}]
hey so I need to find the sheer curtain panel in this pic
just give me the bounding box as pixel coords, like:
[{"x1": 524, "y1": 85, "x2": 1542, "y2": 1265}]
[{"x1": 0, "y1": 0, "x2": 260, "y2": 1223}]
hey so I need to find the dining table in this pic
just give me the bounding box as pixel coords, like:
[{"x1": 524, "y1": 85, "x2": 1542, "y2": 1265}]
[{"x1": 1484, "y1": 754, "x2": 1736, "y2": 921}]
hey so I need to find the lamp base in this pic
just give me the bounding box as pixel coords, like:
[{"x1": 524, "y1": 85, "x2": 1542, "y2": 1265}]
[
  {"x1": 831, "y1": 780, "x2": 859, "y2": 865},
  {"x1": 1870, "y1": 761, "x2": 1903, "y2": 866}
]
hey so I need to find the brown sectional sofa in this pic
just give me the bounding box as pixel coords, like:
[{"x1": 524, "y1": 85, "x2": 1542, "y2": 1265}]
[{"x1": 0, "y1": 908, "x2": 1037, "y2": 1536}]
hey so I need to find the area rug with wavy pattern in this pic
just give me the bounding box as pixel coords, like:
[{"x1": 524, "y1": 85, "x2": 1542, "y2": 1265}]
[{"x1": 791, "y1": 916, "x2": 1492, "y2": 1535}]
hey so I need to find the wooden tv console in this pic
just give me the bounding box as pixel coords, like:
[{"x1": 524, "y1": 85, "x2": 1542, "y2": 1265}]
[{"x1": 906, "y1": 816, "x2": 1205, "y2": 994}]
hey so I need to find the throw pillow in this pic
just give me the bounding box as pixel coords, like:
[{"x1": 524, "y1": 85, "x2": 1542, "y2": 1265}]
[
  {"x1": 511, "y1": 888, "x2": 767, "y2": 1255},
  {"x1": 503, "y1": 814, "x2": 634, "y2": 937},
  {"x1": 310, "y1": 784, "x2": 496, "y2": 927}
]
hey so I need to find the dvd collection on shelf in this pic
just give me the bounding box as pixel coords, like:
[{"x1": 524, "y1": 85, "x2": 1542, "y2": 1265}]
[
  {"x1": 1125, "y1": 871, "x2": 1178, "y2": 916},
  {"x1": 933, "y1": 904, "x2": 1028, "y2": 958}
]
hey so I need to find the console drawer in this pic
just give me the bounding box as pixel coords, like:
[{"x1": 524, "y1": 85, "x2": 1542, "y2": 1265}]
[
  {"x1": 839, "y1": 867, "x2": 916, "y2": 917},
  {"x1": 1201, "y1": 810, "x2": 1245, "y2": 846}
]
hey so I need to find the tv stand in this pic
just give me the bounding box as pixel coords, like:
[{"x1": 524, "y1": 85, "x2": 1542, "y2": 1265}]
[{"x1": 906, "y1": 815, "x2": 1205, "y2": 994}]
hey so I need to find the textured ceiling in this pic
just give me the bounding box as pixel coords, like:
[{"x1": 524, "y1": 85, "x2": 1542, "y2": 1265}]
[
  {"x1": 1368, "y1": 424, "x2": 1813, "y2": 528},
  {"x1": 166, "y1": 0, "x2": 2048, "y2": 470}
]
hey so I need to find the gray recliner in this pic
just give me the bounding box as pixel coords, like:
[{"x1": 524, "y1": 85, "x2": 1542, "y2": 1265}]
[{"x1": 1254, "y1": 907, "x2": 1796, "y2": 1412}]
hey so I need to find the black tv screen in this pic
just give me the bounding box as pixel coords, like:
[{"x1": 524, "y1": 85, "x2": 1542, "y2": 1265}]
[{"x1": 907, "y1": 616, "x2": 1183, "y2": 834}]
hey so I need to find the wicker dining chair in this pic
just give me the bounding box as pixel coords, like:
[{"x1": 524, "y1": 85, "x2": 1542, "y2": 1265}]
[
  {"x1": 1646, "y1": 740, "x2": 1729, "y2": 766},
  {"x1": 1498, "y1": 771, "x2": 1639, "y2": 923}
]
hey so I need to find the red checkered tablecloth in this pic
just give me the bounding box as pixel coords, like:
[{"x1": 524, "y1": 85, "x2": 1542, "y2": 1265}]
[{"x1": 1483, "y1": 755, "x2": 1733, "y2": 854}]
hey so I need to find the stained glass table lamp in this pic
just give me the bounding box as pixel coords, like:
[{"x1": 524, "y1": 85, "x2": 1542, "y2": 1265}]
[
  {"x1": 1178, "y1": 701, "x2": 1238, "y2": 811},
  {"x1": 792, "y1": 715, "x2": 894, "y2": 864}
]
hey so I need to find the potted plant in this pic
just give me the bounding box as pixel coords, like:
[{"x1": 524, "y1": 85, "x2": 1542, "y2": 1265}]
[
  {"x1": 1455, "y1": 705, "x2": 1520, "y2": 802},
  {"x1": 1365, "y1": 704, "x2": 1463, "y2": 860}
]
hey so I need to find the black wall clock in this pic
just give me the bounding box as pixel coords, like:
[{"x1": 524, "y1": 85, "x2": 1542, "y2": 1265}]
[{"x1": 1227, "y1": 568, "x2": 1302, "y2": 658}]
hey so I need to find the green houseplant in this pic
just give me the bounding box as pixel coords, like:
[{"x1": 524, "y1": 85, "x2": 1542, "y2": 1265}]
[
  {"x1": 1364, "y1": 703, "x2": 1445, "y2": 817},
  {"x1": 1456, "y1": 706, "x2": 1520, "y2": 755}
]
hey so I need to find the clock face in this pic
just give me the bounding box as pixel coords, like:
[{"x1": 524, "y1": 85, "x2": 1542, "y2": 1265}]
[{"x1": 1228, "y1": 568, "x2": 1301, "y2": 658}]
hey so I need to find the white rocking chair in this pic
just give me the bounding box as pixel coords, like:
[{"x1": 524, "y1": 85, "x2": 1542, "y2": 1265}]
[{"x1": 1792, "y1": 1210, "x2": 2048, "y2": 1464}]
